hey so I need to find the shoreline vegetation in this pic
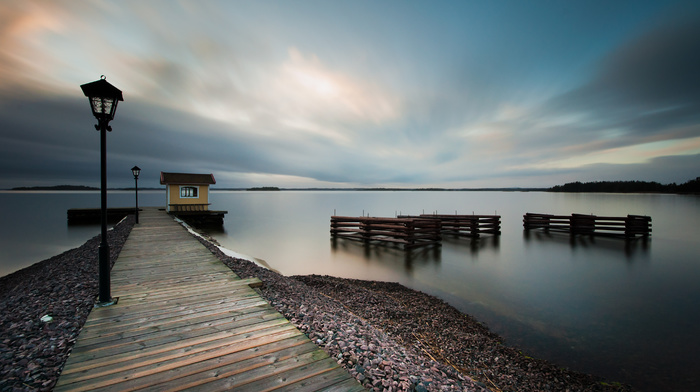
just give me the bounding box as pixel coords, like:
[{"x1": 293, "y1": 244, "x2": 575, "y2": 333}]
[
  {"x1": 0, "y1": 216, "x2": 638, "y2": 391},
  {"x1": 5, "y1": 176, "x2": 699, "y2": 193},
  {"x1": 548, "y1": 177, "x2": 699, "y2": 193}
]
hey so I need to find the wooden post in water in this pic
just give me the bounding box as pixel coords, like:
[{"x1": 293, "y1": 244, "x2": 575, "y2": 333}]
[
  {"x1": 572, "y1": 214, "x2": 596, "y2": 235},
  {"x1": 470, "y1": 217, "x2": 479, "y2": 238}
]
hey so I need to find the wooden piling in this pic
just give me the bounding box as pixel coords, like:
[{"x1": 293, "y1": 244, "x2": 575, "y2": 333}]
[
  {"x1": 330, "y1": 216, "x2": 441, "y2": 249},
  {"x1": 523, "y1": 212, "x2": 651, "y2": 238},
  {"x1": 399, "y1": 214, "x2": 501, "y2": 238}
]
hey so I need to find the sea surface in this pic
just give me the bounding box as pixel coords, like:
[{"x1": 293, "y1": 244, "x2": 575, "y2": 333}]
[{"x1": 1, "y1": 190, "x2": 698, "y2": 391}]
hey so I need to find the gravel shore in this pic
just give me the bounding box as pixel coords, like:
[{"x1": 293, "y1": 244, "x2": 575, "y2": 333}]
[
  {"x1": 0, "y1": 216, "x2": 635, "y2": 391},
  {"x1": 0, "y1": 216, "x2": 134, "y2": 391},
  {"x1": 199, "y1": 237, "x2": 635, "y2": 392}
]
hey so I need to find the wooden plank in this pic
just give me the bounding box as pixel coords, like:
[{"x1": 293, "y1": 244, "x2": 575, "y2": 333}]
[
  {"x1": 227, "y1": 356, "x2": 343, "y2": 392},
  {"x1": 58, "y1": 335, "x2": 317, "y2": 391},
  {"x1": 169, "y1": 351, "x2": 337, "y2": 392},
  {"x1": 82, "y1": 292, "x2": 264, "y2": 324},
  {"x1": 276, "y1": 370, "x2": 368, "y2": 392},
  {"x1": 111, "y1": 275, "x2": 256, "y2": 294},
  {"x1": 101, "y1": 338, "x2": 319, "y2": 392},
  {"x1": 114, "y1": 280, "x2": 260, "y2": 303},
  {"x1": 69, "y1": 313, "x2": 296, "y2": 359},
  {"x1": 80, "y1": 301, "x2": 273, "y2": 335},
  {"x1": 58, "y1": 326, "x2": 305, "y2": 381},
  {"x1": 76, "y1": 306, "x2": 282, "y2": 345},
  {"x1": 82, "y1": 295, "x2": 267, "y2": 327}
]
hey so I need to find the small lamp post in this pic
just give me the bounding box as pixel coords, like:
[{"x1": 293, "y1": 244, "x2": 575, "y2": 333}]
[
  {"x1": 131, "y1": 166, "x2": 141, "y2": 224},
  {"x1": 80, "y1": 76, "x2": 123, "y2": 306}
]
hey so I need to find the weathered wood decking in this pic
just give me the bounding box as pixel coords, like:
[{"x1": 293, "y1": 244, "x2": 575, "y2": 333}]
[{"x1": 56, "y1": 208, "x2": 363, "y2": 392}]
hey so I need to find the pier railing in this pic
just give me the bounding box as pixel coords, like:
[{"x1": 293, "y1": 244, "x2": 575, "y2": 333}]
[
  {"x1": 399, "y1": 214, "x2": 501, "y2": 238},
  {"x1": 523, "y1": 213, "x2": 651, "y2": 238},
  {"x1": 330, "y1": 216, "x2": 441, "y2": 249}
]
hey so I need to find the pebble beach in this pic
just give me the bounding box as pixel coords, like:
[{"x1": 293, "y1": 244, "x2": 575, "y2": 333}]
[{"x1": 0, "y1": 215, "x2": 635, "y2": 391}]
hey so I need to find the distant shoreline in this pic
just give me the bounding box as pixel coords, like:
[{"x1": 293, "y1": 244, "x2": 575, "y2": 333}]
[
  {"x1": 5, "y1": 176, "x2": 699, "y2": 193},
  {"x1": 6, "y1": 186, "x2": 162, "y2": 191},
  {"x1": 4, "y1": 187, "x2": 695, "y2": 194},
  {"x1": 10, "y1": 185, "x2": 100, "y2": 191}
]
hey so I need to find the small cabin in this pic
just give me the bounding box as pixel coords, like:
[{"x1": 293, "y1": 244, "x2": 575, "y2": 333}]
[{"x1": 160, "y1": 172, "x2": 216, "y2": 213}]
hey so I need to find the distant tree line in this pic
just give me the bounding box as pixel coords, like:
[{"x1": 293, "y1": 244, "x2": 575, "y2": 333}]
[{"x1": 549, "y1": 177, "x2": 700, "y2": 194}]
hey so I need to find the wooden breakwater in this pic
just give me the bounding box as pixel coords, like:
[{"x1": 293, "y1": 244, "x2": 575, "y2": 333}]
[
  {"x1": 68, "y1": 207, "x2": 227, "y2": 226},
  {"x1": 399, "y1": 214, "x2": 501, "y2": 238},
  {"x1": 330, "y1": 216, "x2": 441, "y2": 249},
  {"x1": 67, "y1": 207, "x2": 137, "y2": 224},
  {"x1": 523, "y1": 213, "x2": 651, "y2": 238},
  {"x1": 170, "y1": 210, "x2": 228, "y2": 226}
]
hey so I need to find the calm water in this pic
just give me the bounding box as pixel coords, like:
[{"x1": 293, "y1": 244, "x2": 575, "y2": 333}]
[
  {"x1": 1, "y1": 190, "x2": 698, "y2": 391},
  {"x1": 0, "y1": 190, "x2": 161, "y2": 276}
]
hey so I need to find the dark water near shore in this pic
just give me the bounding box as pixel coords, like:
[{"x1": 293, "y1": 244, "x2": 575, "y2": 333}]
[{"x1": 1, "y1": 190, "x2": 698, "y2": 391}]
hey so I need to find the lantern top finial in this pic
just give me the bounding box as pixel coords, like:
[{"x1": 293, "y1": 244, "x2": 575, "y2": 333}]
[{"x1": 80, "y1": 77, "x2": 123, "y2": 102}]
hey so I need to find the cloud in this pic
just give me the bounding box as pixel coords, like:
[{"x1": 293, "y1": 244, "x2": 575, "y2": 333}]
[
  {"x1": 0, "y1": 1, "x2": 64, "y2": 93},
  {"x1": 275, "y1": 48, "x2": 399, "y2": 126},
  {"x1": 1, "y1": 1, "x2": 698, "y2": 189},
  {"x1": 480, "y1": 9, "x2": 700, "y2": 180},
  {"x1": 544, "y1": 11, "x2": 700, "y2": 144},
  {"x1": 556, "y1": 153, "x2": 700, "y2": 185}
]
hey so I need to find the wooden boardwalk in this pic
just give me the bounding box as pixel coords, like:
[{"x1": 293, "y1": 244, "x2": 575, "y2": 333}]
[{"x1": 56, "y1": 208, "x2": 363, "y2": 392}]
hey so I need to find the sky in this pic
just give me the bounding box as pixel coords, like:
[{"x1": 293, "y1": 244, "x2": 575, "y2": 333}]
[{"x1": 1, "y1": 0, "x2": 699, "y2": 189}]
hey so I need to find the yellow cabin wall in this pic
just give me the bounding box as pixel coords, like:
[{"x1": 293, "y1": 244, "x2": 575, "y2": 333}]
[{"x1": 166, "y1": 184, "x2": 210, "y2": 211}]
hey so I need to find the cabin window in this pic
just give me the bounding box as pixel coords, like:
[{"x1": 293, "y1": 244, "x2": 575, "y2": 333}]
[{"x1": 180, "y1": 186, "x2": 199, "y2": 198}]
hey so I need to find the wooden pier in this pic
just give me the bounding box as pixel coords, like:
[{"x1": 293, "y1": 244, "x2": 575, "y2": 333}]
[
  {"x1": 56, "y1": 208, "x2": 362, "y2": 392},
  {"x1": 523, "y1": 213, "x2": 651, "y2": 238},
  {"x1": 67, "y1": 208, "x2": 138, "y2": 224},
  {"x1": 399, "y1": 214, "x2": 501, "y2": 238},
  {"x1": 330, "y1": 216, "x2": 441, "y2": 249}
]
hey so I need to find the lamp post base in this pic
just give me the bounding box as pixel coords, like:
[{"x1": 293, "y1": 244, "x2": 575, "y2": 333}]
[{"x1": 94, "y1": 297, "x2": 118, "y2": 308}]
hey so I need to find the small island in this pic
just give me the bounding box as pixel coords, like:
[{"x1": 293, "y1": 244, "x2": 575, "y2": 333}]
[
  {"x1": 246, "y1": 186, "x2": 280, "y2": 191},
  {"x1": 11, "y1": 185, "x2": 99, "y2": 191}
]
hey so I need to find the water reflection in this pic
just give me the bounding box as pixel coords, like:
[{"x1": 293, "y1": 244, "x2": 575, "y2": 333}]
[
  {"x1": 192, "y1": 223, "x2": 227, "y2": 235},
  {"x1": 4, "y1": 190, "x2": 699, "y2": 391},
  {"x1": 441, "y1": 234, "x2": 500, "y2": 254},
  {"x1": 330, "y1": 237, "x2": 441, "y2": 273},
  {"x1": 330, "y1": 233, "x2": 502, "y2": 273},
  {"x1": 523, "y1": 230, "x2": 650, "y2": 258}
]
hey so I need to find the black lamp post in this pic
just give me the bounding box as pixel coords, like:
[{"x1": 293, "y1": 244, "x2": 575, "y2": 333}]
[
  {"x1": 131, "y1": 166, "x2": 141, "y2": 224},
  {"x1": 80, "y1": 76, "x2": 123, "y2": 306}
]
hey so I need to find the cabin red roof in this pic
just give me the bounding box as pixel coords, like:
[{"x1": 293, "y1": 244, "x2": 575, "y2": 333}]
[{"x1": 160, "y1": 172, "x2": 216, "y2": 185}]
